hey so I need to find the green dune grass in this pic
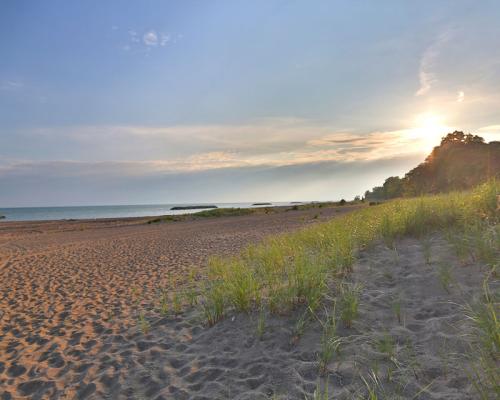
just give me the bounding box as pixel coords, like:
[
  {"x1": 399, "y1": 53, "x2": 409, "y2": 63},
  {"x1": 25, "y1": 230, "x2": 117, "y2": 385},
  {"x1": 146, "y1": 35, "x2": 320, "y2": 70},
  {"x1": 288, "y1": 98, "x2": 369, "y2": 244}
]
[
  {"x1": 147, "y1": 201, "x2": 345, "y2": 224},
  {"x1": 200, "y1": 180, "x2": 498, "y2": 322},
  {"x1": 197, "y1": 180, "x2": 499, "y2": 397}
]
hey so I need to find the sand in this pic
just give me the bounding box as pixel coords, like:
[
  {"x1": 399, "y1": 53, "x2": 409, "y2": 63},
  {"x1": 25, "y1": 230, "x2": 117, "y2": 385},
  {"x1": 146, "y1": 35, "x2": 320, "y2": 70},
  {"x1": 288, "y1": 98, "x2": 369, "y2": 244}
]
[
  {"x1": 0, "y1": 205, "x2": 359, "y2": 399},
  {"x1": 0, "y1": 208, "x2": 496, "y2": 399}
]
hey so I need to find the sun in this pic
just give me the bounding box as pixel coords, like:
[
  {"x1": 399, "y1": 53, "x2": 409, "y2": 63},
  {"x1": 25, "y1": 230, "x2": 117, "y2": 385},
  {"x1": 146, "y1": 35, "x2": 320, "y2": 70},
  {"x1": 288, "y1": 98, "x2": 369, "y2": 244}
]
[
  {"x1": 415, "y1": 112, "x2": 445, "y2": 130},
  {"x1": 409, "y1": 112, "x2": 451, "y2": 154}
]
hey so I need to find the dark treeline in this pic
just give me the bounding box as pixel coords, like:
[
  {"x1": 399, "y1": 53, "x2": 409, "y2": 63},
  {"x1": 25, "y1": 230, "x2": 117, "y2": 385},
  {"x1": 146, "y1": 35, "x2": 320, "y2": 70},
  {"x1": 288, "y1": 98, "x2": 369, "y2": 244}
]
[{"x1": 364, "y1": 131, "x2": 500, "y2": 200}]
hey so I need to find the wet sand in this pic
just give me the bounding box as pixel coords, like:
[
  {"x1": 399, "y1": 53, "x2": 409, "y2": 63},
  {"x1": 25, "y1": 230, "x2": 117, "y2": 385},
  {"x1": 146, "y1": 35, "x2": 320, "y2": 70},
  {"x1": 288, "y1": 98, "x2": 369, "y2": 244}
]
[{"x1": 0, "y1": 205, "x2": 359, "y2": 399}]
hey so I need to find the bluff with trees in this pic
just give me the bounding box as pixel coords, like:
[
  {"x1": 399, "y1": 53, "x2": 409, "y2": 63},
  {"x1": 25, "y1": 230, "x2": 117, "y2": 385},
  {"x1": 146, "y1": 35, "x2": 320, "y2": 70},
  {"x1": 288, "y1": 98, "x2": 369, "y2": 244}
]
[{"x1": 364, "y1": 131, "x2": 500, "y2": 200}]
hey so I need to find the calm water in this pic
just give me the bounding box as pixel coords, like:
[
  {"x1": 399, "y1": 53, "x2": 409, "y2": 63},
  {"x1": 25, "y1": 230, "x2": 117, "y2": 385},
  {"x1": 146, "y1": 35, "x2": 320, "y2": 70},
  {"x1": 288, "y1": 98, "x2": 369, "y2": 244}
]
[{"x1": 0, "y1": 202, "x2": 295, "y2": 222}]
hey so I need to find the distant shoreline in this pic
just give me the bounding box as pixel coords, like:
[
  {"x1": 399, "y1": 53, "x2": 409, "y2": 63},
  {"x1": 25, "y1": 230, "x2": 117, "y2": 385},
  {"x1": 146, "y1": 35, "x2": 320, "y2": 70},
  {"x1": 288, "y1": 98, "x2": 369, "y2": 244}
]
[
  {"x1": 0, "y1": 202, "x2": 358, "y2": 227},
  {"x1": 0, "y1": 201, "x2": 337, "y2": 223}
]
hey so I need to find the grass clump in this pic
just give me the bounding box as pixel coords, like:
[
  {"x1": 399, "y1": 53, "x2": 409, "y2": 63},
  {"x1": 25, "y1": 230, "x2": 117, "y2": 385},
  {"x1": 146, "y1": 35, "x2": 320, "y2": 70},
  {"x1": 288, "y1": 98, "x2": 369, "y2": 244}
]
[
  {"x1": 171, "y1": 291, "x2": 182, "y2": 314},
  {"x1": 360, "y1": 370, "x2": 381, "y2": 400},
  {"x1": 311, "y1": 379, "x2": 330, "y2": 400},
  {"x1": 291, "y1": 310, "x2": 309, "y2": 344},
  {"x1": 466, "y1": 222, "x2": 499, "y2": 267},
  {"x1": 464, "y1": 278, "x2": 500, "y2": 398},
  {"x1": 183, "y1": 287, "x2": 198, "y2": 307},
  {"x1": 201, "y1": 280, "x2": 226, "y2": 326},
  {"x1": 256, "y1": 308, "x2": 266, "y2": 339},
  {"x1": 375, "y1": 333, "x2": 396, "y2": 361},
  {"x1": 158, "y1": 289, "x2": 169, "y2": 316},
  {"x1": 207, "y1": 256, "x2": 260, "y2": 313},
  {"x1": 392, "y1": 295, "x2": 403, "y2": 325},
  {"x1": 148, "y1": 215, "x2": 178, "y2": 224},
  {"x1": 421, "y1": 236, "x2": 432, "y2": 264},
  {"x1": 193, "y1": 207, "x2": 256, "y2": 218},
  {"x1": 338, "y1": 282, "x2": 361, "y2": 328},
  {"x1": 467, "y1": 349, "x2": 500, "y2": 400},
  {"x1": 318, "y1": 312, "x2": 342, "y2": 375},
  {"x1": 465, "y1": 279, "x2": 499, "y2": 356},
  {"x1": 437, "y1": 262, "x2": 453, "y2": 293},
  {"x1": 138, "y1": 312, "x2": 150, "y2": 334}
]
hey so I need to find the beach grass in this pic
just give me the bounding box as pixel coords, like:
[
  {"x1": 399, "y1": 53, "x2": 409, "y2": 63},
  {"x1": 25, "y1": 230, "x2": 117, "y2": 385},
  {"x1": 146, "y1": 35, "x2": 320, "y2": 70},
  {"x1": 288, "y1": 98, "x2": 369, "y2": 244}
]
[
  {"x1": 147, "y1": 201, "x2": 350, "y2": 224},
  {"x1": 195, "y1": 180, "x2": 499, "y2": 397},
  {"x1": 465, "y1": 279, "x2": 499, "y2": 356},
  {"x1": 192, "y1": 207, "x2": 257, "y2": 218},
  {"x1": 437, "y1": 262, "x2": 453, "y2": 293},
  {"x1": 337, "y1": 282, "x2": 361, "y2": 328},
  {"x1": 311, "y1": 379, "x2": 330, "y2": 400},
  {"x1": 463, "y1": 277, "x2": 500, "y2": 398},
  {"x1": 200, "y1": 180, "x2": 498, "y2": 321},
  {"x1": 317, "y1": 311, "x2": 342, "y2": 374}
]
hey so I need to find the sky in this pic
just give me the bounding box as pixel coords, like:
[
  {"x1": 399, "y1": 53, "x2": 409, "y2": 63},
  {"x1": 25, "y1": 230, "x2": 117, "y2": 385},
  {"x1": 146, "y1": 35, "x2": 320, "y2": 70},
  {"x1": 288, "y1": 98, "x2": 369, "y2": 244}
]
[{"x1": 1, "y1": 0, "x2": 500, "y2": 207}]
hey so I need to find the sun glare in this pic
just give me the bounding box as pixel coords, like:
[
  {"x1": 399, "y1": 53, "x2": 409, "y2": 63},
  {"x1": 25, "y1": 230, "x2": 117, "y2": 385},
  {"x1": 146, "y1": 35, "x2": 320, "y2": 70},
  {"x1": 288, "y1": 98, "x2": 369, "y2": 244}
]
[{"x1": 408, "y1": 112, "x2": 451, "y2": 154}]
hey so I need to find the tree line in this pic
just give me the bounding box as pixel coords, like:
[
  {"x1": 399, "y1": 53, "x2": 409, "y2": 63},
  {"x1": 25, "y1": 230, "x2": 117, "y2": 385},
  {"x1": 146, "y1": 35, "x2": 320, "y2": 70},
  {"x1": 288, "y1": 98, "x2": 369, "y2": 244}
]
[{"x1": 364, "y1": 131, "x2": 500, "y2": 200}]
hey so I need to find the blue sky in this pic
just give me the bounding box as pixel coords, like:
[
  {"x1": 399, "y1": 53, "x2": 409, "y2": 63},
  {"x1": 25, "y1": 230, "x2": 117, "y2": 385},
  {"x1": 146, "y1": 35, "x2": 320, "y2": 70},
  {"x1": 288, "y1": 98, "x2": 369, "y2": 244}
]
[{"x1": 1, "y1": 1, "x2": 500, "y2": 206}]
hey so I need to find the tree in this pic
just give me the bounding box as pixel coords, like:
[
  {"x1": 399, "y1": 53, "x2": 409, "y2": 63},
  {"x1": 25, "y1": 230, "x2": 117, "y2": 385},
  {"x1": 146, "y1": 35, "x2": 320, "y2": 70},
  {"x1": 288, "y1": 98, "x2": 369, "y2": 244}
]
[
  {"x1": 363, "y1": 131, "x2": 499, "y2": 198},
  {"x1": 382, "y1": 176, "x2": 403, "y2": 199}
]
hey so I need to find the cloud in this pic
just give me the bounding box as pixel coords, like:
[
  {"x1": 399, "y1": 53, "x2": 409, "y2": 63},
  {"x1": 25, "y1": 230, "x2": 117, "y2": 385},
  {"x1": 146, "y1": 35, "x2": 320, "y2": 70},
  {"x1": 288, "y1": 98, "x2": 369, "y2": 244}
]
[
  {"x1": 123, "y1": 29, "x2": 172, "y2": 51},
  {"x1": 128, "y1": 30, "x2": 140, "y2": 43},
  {"x1": 143, "y1": 31, "x2": 158, "y2": 46},
  {"x1": 0, "y1": 117, "x2": 458, "y2": 207},
  {"x1": 0, "y1": 156, "x2": 423, "y2": 206},
  {"x1": 478, "y1": 125, "x2": 500, "y2": 132},
  {"x1": 6, "y1": 119, "x2": 444, "y2": 179},
  {"x1": 0, "y1": 80, "x2": 23, "y2": 91},
  {"x1": 160, "y1": 34, "x2": 170, "y2": 46},
  {"x1": 27, "y1": 118, "x2": 436, "y2": 163},
  {"x1": 415, "y1": 29, "x2": 453, "y2": 96},
  {"x1": 0, "y1": 121, "x2": 449, "y2": 206},
  {"x1": 477, "y1": 125, "x2": 500, "y2": 142},
  {"x1": 457, "y1": 90, "x2": 465, "y2": 102},
  {"x1": 306, "y1": 133, "x2": 389, "y2": 147}
]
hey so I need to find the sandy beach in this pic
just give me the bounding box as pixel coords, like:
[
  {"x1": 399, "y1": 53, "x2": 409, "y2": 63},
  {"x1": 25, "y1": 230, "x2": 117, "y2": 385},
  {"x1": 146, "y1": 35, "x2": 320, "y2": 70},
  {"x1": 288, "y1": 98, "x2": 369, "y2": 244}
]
[
  {"x1": 1, "y1": 211, "x2": 496, "y2": 398},
  {"x1": 0, "y1": 205, "x2": 361, "y2": 399}
]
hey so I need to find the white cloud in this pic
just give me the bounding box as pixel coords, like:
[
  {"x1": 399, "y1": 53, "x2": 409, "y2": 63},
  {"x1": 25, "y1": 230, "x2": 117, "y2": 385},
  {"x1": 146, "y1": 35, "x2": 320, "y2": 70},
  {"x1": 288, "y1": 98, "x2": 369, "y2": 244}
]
[
  {"x1": 143, "y1": 31, "x2": 159, "y2": 46},
  {"x1": 160, "y1": 34, "x2": 170, "y2": 46},
  {"x1": 415, "y1": 29, "x2": 453, "y2": 96},
  {"x1": 478, "y1": 125, "x2": 500, "y2": 132},
  {"x1": 23, "y1": 119, "x2": 446, "y2": 175},
  {"x1": 457, "y1": 91, "x2": 465, "y2": 102},
  {"x1": 123, "y1": 29, "x2": 174, "y2": 51},
  {"x1": 128, "y1": 30, "x2": 140, "y2": 43}
]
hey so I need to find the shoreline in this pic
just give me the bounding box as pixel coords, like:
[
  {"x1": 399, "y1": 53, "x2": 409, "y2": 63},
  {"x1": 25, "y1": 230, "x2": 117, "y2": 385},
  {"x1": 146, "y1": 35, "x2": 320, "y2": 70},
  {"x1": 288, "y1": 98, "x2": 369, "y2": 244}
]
[
  {"x1": 0, "y1": 202, "x2": 312, "y2": 223},
  {"x1": 0, "y1": 202, "x2": 357, "y2": 229}
]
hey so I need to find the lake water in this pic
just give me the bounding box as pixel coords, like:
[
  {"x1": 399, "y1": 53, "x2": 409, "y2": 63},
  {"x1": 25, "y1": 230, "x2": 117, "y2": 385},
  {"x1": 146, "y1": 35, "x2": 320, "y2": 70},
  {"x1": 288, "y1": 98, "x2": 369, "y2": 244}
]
[{"x1": 0, "y1": 202, "x2": 296, "y2": 222}]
